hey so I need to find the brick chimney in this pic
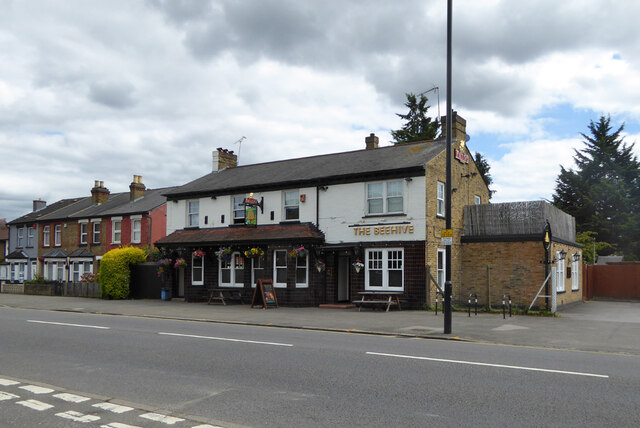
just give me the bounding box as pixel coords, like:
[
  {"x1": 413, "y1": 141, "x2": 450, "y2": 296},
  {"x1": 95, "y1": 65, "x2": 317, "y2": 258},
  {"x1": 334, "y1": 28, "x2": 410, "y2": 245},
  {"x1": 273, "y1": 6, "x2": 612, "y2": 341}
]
[
  {"x1": 129, "y1": 175, "x2": 146, "y2": 201},
  {"x1": 365, "y1": 133, "x2": 379, "y2": 150},
  {"x1": 91, "y1": 180, "x2": 110, "y2": 205},
  {"x1": 440, "y1": 111, "x2": 467, "y2": 143},
  {"x1": 212, "y1": 148, "x2": 238, "y2": 171},
  {"x1": 33, "y1": 198, "x2": 47, "y2": 212}
]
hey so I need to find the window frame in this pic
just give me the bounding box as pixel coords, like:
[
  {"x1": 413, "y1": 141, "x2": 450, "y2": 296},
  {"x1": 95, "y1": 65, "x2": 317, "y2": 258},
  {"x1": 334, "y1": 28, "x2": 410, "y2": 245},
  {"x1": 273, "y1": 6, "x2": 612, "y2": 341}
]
[
  {"x1": 295, "y1": 252, "x2": 308, "y2": 288},
  {"x1": 218, "y1": 252, "x2": 245, "y2": 288},
  {"x1": 365, "y1": 248, "x2": 404, "y2": 291},
  {"x1": 571, "y1": 258, "x2": 580, "y2": 291},
  {"x1": 233, "y1": 195, "x2": 246, "y2": 224},
  {"x1": 366, "y1": 181, "x2": 404, "y2": 215},
  {"x1": 251, "y1": 256, "x2": 265, "y2": 288},
  {"x1": 27, "y1": 227, "x2": 35, "y2": 247},
  {"x1": 273, "y1": 249, "x2": 288, "y2": 288},
  {"x1": 187, "y1": 200, "x2": 199, "y2": 227},
  {"x1": 437, "y1": 181, "x2": 445, "y2": 217},
  {"x1": 17, "y1": 228, "x2": 24, "y2": 247},
  {"x1": 43, "y1": 226, "x2": 50, "y2": 247},
  {"x1": 283, "y1": 190, "x2": 299, "y2": 221},
  {"x1": 556, "y1": 252, "x2": 566, "y2": 293},
  {"x1": 79, "y1": 222, "x2": 88, "y2": 245},
  {"x1": 111, "y1": 218, "x2": 122, "y2": 244},
  {"x1": 191, "y1": 254, "x2": 204, "y2": 286},
  {"x1": 474, "y1": 195, "x2": 481, "y2": 205},
  {"x1": 131, "y1": 216, "x2": 142, "y2": 244},
  {"x1": 92, "y1": 221, "x2": 101, "y2": 244},
  {"x1": 54, "y1": 225, "x2": 61, "y2": 247}
]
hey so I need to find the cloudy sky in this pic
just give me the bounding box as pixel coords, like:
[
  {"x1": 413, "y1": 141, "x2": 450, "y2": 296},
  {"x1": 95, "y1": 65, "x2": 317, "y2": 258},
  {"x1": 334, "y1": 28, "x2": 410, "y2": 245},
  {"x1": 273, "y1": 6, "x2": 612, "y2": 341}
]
[{"x1": 2, "y1": 0, "x2": 640, "y2": 221}]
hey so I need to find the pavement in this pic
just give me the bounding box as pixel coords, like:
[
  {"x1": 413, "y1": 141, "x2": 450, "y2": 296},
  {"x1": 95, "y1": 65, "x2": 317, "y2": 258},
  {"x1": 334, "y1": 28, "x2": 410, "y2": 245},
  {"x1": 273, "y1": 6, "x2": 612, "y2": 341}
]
[{"x1": 1, "y1": 293, "x2": 639, "y2": 355}]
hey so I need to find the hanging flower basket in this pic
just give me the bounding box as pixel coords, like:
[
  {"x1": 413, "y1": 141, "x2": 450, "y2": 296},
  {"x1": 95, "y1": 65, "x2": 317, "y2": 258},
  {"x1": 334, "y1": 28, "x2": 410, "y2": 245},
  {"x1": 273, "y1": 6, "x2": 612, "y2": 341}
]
[
  {"x1": 289, "y1": 246, "x2": 308, "y2": 258},
  {"x1": 157, "y1": 258, "x2": 173, "y2": 276},
  {"x1": 244, "y1": 247, "x2": 264, "y2": 259},
  {"x1": 174, "y1": 258, "x2": 187, "y2": 269},
  {"x1": 214, "y1": 246, "x2": 232, "y2": 262},
  {"x1": 315, "y1": 260, "x2": 326, "y2": 273},
  {"x1": 192, "y1": 250, "x2": 206, "y2": 259},
  {"x1": 352, "y1": 259, "x2": 364, "y2": 273}
]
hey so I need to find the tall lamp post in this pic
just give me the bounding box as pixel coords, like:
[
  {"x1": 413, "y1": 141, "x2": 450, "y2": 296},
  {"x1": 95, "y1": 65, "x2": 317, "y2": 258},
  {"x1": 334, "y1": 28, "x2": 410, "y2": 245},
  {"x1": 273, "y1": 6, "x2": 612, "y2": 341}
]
[{"x1": 443, "y1": 0, "x2": 453, "y2": 334}]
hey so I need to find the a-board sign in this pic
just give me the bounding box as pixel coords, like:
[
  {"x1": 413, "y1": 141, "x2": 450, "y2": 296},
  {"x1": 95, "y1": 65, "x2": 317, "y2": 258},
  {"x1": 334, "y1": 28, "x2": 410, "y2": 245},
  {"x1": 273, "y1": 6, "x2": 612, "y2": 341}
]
[{"x1": 251, "y1": 279, "x2": 278, "y2": 309}]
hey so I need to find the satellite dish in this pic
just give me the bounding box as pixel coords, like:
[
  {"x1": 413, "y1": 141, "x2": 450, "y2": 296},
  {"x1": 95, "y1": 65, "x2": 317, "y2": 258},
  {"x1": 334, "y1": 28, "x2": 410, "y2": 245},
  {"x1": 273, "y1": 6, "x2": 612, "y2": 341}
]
[{"x1": 465, "y1": 133, "x2": 471, "y2": 143}]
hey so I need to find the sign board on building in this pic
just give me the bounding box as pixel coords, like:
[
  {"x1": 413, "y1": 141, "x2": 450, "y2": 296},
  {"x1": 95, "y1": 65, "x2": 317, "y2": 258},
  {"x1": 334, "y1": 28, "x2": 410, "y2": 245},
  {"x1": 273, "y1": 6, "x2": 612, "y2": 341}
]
[
  {"x1": 441, "y1": 229, "x2": 453, "y2": 246},
  {"x1": 251, "y1": 279, "x2": 278, "y2": 309},
  {"x1": 455, "y1": 149, "x2": 469, "y2": 164}
]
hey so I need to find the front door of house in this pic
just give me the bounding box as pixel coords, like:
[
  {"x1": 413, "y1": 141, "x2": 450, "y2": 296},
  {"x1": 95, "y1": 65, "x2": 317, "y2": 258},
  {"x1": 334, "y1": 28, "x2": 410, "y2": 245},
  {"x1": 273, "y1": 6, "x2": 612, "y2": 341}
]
[
  {"x1": 178, "y1": 268, "x2": 185, "y2": 297},
  {"x1": 338, "y1": 256, "x2": 350, "y2": 302}
]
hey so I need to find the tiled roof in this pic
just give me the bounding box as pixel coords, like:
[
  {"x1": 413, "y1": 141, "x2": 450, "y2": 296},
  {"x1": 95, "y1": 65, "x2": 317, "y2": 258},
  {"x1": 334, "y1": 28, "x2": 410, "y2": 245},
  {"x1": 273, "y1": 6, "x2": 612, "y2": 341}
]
[
  {"x1": 156, "y1": 223, "x2": 325, "y2": 246},
  {"x1": 6, "y1": 250, "x2": 28, "y2": 259},
  {"x1": 68, "y1": 248, "x2": 94, "y2": 257},
  {"x1": 7, "y1": 198, "x2": 86, "y2": 225},
  {"x1": 43, "y1": 249, "x2": 68, "y2": 258},
  {"x1": 165, "y1": 140, "x2": 444, "y2": 198}
]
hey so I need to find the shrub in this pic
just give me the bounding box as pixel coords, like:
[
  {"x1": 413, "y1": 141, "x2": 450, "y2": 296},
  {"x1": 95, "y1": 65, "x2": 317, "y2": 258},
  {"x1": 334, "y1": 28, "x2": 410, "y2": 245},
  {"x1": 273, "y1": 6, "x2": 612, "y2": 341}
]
[{"x1": 99, "y1": 246, "x2": 147, "y2": 299}]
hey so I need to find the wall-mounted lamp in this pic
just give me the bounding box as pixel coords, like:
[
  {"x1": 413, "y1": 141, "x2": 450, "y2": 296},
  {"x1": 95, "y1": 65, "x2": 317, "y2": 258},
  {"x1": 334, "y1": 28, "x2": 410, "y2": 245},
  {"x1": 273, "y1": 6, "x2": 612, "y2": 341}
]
[
  {"x1": 172, "y1": 200, "x2": 178, "y2": 203},
  {"x1": 319, "y1": 186, "x2": 328, "y2": 191},
  {"x1": 404, "y1": 177, "x2": 413, "y2": 182},
  {"x1": 211, "y1": 196, "x2": 217, "y2": 200},
  {"x1": 559, "y1": 250, "x2": 567, "y2": 261},
  {"x1": 572, "y1": 253, "x2": 581, "y2": 262}
]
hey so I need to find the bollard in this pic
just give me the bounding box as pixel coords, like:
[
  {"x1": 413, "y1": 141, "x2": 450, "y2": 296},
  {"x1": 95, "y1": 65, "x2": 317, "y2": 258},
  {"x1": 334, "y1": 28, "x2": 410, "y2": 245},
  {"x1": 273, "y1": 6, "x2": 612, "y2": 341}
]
[
  {"x1": 502, "y1": 294, "x2": 512, "y2": 319},
  {"x1": 435, "y1": 291, "x2": 441, "y2": 315},
  {"x1": 468, "y1": 293, "x2": 478, "y2": 317}
]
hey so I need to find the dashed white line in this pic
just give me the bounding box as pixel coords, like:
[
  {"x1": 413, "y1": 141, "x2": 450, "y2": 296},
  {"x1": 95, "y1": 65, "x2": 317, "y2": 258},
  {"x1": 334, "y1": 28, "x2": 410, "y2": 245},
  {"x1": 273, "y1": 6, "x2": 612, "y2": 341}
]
[
  {"x1": 20, "y1": 385, "x2": 55, "y2": 394},
  {"x1": 192, "y1": 425, "x2": 226, "y2": 428},
  {"x1": 101, "y1": 423, "x2": 142, "y2": 428},
  {"x1": 366, "y1": 351, "x2": 610, "y2": 378},
  {"x1": 93, "y1": 402, "x2": 134, "y2": 414},
  {"x1": 16, "y1": 399, "x2": 54, "y2": 411},
  {"x1": 139, "y1": 412, "x2": 185, "y2": 425},
  {"x1": 27, "y1": 319, "x2": 110, "y2": 329},
  {"x1": 0, "y1": 378, "x2": 20, "y2": 386},
  {"x1": 158, "y1": 332, "x2": 293, "y2": 347},
  {"x1": 0, "y1": 391, "x2": 20, "y2": 401},
  {"x1": 54, "y1": 392, "x2": 91, "y2": 403},
  {"x1": 56, "y1": 410, "x2": 101, "y2": 423}
]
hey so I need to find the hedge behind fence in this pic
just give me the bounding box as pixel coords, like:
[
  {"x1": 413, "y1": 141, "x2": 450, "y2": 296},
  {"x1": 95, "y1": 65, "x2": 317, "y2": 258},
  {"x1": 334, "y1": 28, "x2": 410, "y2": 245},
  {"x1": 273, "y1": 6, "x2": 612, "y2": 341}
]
[{"x1": 100, "y1": 247, "x2": 148, "y2": 299}]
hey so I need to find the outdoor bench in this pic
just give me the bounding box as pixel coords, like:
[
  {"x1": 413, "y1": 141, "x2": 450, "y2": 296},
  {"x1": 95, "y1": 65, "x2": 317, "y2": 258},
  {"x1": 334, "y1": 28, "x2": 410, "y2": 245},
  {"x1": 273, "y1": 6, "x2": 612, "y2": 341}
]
[{"x1": 207, "y1": 288, "x2": 245, "y2": 305}]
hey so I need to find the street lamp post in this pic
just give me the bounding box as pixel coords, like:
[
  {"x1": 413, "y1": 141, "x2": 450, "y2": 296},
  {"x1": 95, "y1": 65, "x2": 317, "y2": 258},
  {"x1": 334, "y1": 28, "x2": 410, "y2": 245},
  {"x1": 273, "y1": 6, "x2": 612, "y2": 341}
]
[{"x1": 443, "y1": 0, "x2": 453, "y2": 334}]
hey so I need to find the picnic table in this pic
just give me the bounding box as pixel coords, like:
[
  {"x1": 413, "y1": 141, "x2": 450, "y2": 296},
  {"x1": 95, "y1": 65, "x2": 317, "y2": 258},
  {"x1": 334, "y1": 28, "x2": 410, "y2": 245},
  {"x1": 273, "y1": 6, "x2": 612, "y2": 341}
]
[
  {"x1": 353, "y1": 291, "x2": 402, "y2": 312},
  {"x1": 207, "y1": 288, "x2": 245, "y2": 305}
]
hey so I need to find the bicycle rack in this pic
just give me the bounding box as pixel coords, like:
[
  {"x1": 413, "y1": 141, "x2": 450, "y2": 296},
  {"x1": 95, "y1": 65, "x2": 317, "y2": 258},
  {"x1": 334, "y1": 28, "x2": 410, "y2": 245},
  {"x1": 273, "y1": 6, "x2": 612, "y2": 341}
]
[
  {"x1": 468, "y1": 293, "x2": 478, "y2": 317},
  {"x1": 502, "y1": 294, "x2": 512, "y2": 319}
]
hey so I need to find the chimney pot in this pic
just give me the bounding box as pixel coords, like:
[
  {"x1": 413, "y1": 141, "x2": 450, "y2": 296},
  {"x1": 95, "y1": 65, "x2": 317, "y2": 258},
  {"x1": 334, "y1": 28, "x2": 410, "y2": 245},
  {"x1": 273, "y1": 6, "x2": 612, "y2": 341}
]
[
  {"x1": 212, "y1": 147, "x2": 238, "y2": 171},
  {"x1": 91, "y1": 180, "x2": 110, "y2": 205},
  {"x1": 130, "y1": 174, "x2": 145, "y2": 201},
  {"x1": 365, "y1": 133, "x2": 379, "y2": 150}
]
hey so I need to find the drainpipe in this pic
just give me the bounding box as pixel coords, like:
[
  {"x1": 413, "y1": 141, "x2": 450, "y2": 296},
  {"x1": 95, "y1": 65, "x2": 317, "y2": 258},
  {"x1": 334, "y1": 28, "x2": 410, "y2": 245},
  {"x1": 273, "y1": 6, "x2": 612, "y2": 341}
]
[{"x1": 147, "y1": 214, "x2": 153, "y2": 249}]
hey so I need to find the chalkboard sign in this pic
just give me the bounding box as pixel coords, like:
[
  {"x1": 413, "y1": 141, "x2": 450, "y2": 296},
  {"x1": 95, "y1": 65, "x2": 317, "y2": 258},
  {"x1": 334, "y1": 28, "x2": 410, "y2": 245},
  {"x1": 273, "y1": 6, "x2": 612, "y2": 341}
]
[{"x1": 251, "y1": 279, "x2": 278, "y2": 309}]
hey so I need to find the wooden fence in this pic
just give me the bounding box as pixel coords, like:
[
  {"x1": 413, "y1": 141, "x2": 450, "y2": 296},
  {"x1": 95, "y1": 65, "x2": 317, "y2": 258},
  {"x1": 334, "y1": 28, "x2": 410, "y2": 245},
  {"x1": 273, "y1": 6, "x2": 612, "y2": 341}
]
[{"x1": 583, "y1": 263, "x2": 640, "y2": 300}]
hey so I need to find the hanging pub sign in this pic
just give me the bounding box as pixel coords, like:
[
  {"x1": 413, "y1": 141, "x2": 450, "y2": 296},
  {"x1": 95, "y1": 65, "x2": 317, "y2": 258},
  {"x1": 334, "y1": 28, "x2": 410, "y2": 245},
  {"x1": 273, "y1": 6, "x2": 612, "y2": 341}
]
[
  {"x1": 543, "y1": 221, "x2": 552, "y2": 252},
  {"x1": 251, "y1": 279, "x2": 278, "y2": 309},
  {"x1": 454, "y1": 148, "x2": 469, "y2": 164},
  {"x1": 243, "y1": 193, "x2": 264, "y2": 227}
]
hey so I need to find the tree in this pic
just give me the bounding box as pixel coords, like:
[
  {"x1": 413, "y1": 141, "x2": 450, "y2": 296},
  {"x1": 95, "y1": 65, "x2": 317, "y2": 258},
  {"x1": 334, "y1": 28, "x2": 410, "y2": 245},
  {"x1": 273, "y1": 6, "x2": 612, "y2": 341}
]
[
  {"x1": 553, "y1": 115, "x2": 640, "y2": 260},
  {"x1": 391, "y1": 92, "x2": 439, "y2": 143},
  {"x1": 575, "y1": 231, "x2": 615, "y2": 265},
  {"x1": 474, "y1": 152, "x2": 495, "y2": 199}
]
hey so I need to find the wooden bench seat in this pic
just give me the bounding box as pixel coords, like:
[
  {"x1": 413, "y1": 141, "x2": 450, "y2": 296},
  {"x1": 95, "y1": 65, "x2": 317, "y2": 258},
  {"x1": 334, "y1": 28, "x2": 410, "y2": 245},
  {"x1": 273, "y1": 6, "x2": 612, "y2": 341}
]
[{"x1": 207, "y1": 288, "x2": 245, "y2": 305}]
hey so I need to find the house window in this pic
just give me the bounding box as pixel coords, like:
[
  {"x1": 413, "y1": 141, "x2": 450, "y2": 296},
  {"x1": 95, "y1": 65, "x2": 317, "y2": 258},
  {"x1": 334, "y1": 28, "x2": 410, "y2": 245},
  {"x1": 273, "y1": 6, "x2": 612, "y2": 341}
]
[
  {"x1": 73, "y1": 263, "x2": 81, "y2": 282},
  {"x1": 131, "y1": 217, "x2": 141, "y2": 244},
  {"x1": 30, "y1": 261, "x2": 37, "y2": 280},
  {"x1": 112, "y1": 219, "x2": 121, "y2": 244},
  {"x1": 571, "y1": 258, "x2": 580, "y2": 291},
  {"x1": 274, "y1": 250, "x2": 288, "y2": 287},
  {"x1": 367, "y1": 181, "x2": 404, "y2": 215},
  {"x1": 295, "y1": 253, "x2": 308, "y2": 287},
  {"x1": 17, "y1": 228, "x2": 24, "y2": 247},
  {"x1": 233, "y1": 196, "x2": 246, "y2": 224},
  {"x1": 437, "y1": 181, "x2": 445, "y2": 217},
  {"x1": 365, "y1": 248, "x2": 403, "y2": 291},
  {"x1": 187, "y1": 200, "x2": 199, "y2": 227},
  {"x1": 192, "y1": 255, "x2": 204, "y2": 285},
  {"x1": 252, "y1": 257, "x2": 265, "y2": 287},
  {"x1": 474, "y1": 195, "x2": 481, "y2": 205},
  {"x1": 80, "y1": 222, "x2": 88, "y2": 244},
  {"x1": 92, "y1": 222, "x2": 101, "y2": 244},
  {"x1": 283, "y1": 191, "x2": 299, "y2": 221},
  {"x1": 219, "y1": 252, "x2": 245, "y2": 287},
  {"x1": 437, "y1": 248, "x2": 446, "y2": 289},
  {"x1": 54, "y1": 225, "x2": 61, "y2": 246},
  {"x1": 43, "y1": 226, "x2": 50, "y2": 247},
  {"x1": 27, "y1": 227, "x2": 35, "y2": 247},
  {"x1": 56, "y1": 262, "x2": 64, "y2": 282},
  {"x1": 556, "y1": 252, "x2": 566, "y2": 293}
]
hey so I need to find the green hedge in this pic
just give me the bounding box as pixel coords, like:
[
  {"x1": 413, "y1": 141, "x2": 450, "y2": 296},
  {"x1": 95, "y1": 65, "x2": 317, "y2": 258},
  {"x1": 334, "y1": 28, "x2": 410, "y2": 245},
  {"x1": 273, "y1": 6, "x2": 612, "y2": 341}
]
[{"x1": 99, "y1": 246, "x2": 147, "y2": 299}]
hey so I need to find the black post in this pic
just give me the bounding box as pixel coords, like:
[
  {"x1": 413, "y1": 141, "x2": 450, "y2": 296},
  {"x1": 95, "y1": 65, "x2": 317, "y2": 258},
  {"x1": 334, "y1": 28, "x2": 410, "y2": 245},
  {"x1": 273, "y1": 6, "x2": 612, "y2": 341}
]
[{"x1": 443, "y1": 0, "x2": 453, "y2": 335}]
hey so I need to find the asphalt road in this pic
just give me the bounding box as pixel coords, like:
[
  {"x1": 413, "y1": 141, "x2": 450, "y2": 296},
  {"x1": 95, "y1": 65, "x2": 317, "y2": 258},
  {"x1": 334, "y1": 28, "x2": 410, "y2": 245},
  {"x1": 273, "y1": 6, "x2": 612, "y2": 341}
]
[{"x1": 1, "y1": 307, "x2": 639, "y2": 427}]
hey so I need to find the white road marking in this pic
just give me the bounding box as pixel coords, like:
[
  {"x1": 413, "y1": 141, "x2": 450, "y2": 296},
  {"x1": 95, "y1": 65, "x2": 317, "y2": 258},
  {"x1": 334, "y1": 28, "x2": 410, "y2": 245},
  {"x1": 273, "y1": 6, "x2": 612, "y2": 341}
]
[
  {"x1": 27, "y1": 319, "x2": 110, "y2": 329},
  {"x1": 93, "y1": 402, "x2": 134, "y2": 414},
  {"x1": 192, "y1": 425, "x2": 226, "y2": 428},
  {"x1": 366, "y1": 352, "x2": 610, "y2": 378},
  {"x1": 54, "y1": 392, "x2": 91, "y2": 403},
  {"x1": 101, "y1": 423, "x2": 142, "y2": 428},
  {"x1": 159, "y1": 332, "x2": 293, "y2": 347},
  {"x1": 492, "y1": 324, "x2": 530, "y2": 331},
  {"x1": 0, "y1": 391, "x2": 20, "y2": 401},
  {"x1": 139, "y1": 412, "x2": 185, "y2": 425},
  {"x1": 16, "y1": 399, "x2": 54, "y2": 411},
  {"x1": 0, "y1": 378, "x2": 20, "y2": 386},
  {"x1": 20, "y1": 385, "x2": 55, "y2": 394},
  {"x1": 56, "y1": 410, "x2": 101, "y2": 423}
]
